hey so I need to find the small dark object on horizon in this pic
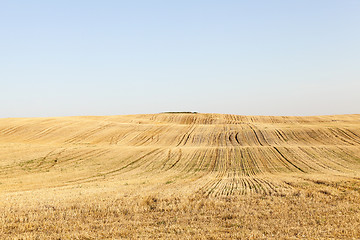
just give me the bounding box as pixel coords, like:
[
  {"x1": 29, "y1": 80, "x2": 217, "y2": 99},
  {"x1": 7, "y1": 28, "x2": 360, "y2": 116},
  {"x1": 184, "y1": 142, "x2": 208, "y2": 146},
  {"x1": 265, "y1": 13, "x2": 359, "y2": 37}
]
[{"x1": 161, "y1": 111, "x2": 198, "y2": 114}]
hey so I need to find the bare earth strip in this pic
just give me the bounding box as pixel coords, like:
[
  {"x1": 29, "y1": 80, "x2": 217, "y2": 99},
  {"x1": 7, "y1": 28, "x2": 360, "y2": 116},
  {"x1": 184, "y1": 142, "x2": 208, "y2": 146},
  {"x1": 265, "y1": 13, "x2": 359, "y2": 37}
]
[{"x1": 0, "y1": 113, "x2": 360, "y2": 239}]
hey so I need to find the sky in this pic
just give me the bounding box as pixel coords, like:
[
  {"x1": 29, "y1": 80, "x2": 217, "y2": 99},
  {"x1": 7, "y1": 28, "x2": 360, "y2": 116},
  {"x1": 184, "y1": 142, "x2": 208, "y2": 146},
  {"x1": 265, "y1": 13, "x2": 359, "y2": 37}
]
[{"x1": 1, "y1": 0, "x2": 360, "y2": 117}]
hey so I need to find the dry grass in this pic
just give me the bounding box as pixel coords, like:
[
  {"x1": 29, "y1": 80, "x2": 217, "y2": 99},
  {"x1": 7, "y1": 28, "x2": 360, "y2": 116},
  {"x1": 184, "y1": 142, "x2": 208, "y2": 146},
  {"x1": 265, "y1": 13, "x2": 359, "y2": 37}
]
[
  {"x1": 0, "y1": 113, "x2": 360, "y2": 239},
  {"x1": 1, "y1": 189, "x2": 360, "y2": 239}
]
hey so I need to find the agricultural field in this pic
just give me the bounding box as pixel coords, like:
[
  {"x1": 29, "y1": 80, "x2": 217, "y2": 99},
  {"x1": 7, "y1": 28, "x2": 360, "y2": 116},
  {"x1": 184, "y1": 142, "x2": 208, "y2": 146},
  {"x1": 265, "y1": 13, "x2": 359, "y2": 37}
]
[{"x1": 0, "y1": 113, "x2": 360, "y2": 239}]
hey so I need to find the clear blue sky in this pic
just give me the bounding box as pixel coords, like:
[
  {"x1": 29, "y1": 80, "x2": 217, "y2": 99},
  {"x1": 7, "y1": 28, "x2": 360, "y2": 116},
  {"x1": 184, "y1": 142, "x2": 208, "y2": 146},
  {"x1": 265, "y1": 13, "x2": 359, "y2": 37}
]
[{"x1": 1, "y1": 1, "x2": 359, "y2": 117}]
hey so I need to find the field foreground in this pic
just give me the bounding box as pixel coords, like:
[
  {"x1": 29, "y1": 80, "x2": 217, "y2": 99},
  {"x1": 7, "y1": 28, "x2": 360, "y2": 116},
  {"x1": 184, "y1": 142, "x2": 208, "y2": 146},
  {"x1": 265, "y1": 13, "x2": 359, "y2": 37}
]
[{"x1": 1, "y1": 113, "x2": 360, "y2": 239}]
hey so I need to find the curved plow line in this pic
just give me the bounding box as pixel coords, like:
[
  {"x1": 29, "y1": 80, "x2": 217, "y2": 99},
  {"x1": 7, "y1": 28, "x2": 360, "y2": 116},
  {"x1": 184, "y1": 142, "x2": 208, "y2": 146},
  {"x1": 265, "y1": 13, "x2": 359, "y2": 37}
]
[
  {"x1": 254, "y1": 126, "x2": 270, "y2": 146},
  {"x1": 201, "y1": 148, "x2": 214, "y2": 172},
  {"x1": 272, "y1": 147, "x2": 305, "y2": 173},
  {"x1": 321, "y1": 147, "x2": 359, "y2": 171},
  {"x1": 228, "y1": 171, "x2": 241, "y2": 196},
  {"x1": 167, "y1": 149, "x2": 196, "y2": 174},
  {"x1": 300, "y1": 129, "x2": 327, "y2": 145},
  {"x1": 285, "y1": 130, "x2": 312, "y2": 146},
  {"x1": 246, "y1": 148, "x2": 264, "y2": 175},
  {"x1": 240, "y1": 177, "x2": 247, "y2": 195},
  {"x1": 276, "y1": 147, "x2": 318, "y2": 173},
  {"x1": 201, "y1": 149, "x2": 237, "y2": 197},
  {"x1": 327, "y1": 128, "x2": 355, "y2": 146},
  {"x1": 243, "y1": 128, "x2": 259, "y2": 146},
  {"x1": 247, "y1": 178, "x2": 260, "y2": 194},
  {"x1": 234, "y1": 132, "x2": 243, "y2": 146},
  {"x1": 215, "y1": 158, "x2": 234, "y2": 196},
  {"x1": 241, "y1": 148, "x2": 258, "y2": 176},
  {"x1": 42, "y1": 148, "x2": 88, "y2": 167},
  {"x1": 247, "y1": 124, "x2": 264, "y2": 146},
  {"x1": 297, "y1": 129, "x2": 325, "y2": 145},
  {"x1": 211, "y1": 181, "x2": 224, "y2": 197},
  {"x1": 252, "y1": 178, "x2": 274, "y2": 195},
  {"x1": 294, "y1": 148, "x2": 327, "y2": 172},
  {"x1": 302, "y1": 146, "x2": 354, "y2": 172},
  {"x1": 190, "y1": 127, "x2": 207, "y2": 146},
  {"x1": 297, "y1": 147, "x2": 339, "y2": 172},
  {"x1": 223, "y1": 125, "x2": 234, "y2": 147},
  {"x1": 165, "y1": 151, "x2": 215, "y2": 194},
  {"x1": 137, "y1": 149, "x2": 172, "y2": 171},
  {"x1": 226, "y1": 177, "x2": 236, "y2": 196},
  {"x1": 0, "y1": 126, "x2": 24, "y2": 136},
  {"x1": 179, "y1": 148, "x2": 214, "y2": 181},
  {"x1": 250, "y1": 178, "x2": 271, "y2": 194},
  {"x1": 190, "y1": 148, "x2": 210, "y2": 173},
  {"x1": 175, "y1": 148, "x2": 213, "y2": 179},
  {"x1": 165, "y1": 148, "x2": 183, "y2": 170},
  {"x1": 274, "y1": 129, "x2": 288, "y2": 144},
  {"x1": 116, "y1": 148, "x2": 166, "y2": 174},
  {"x1": 159, "y1": 149, "x2": 172, "y2": 170},
  {"x1": 51, "y1": 149, "x2": 111, "y2": 168},
  {"x1": 235, "y1": 130, "x2": 246, "y2": 146},
  {"x1": 317, "y1": 128, "x2": 342, "y2": 145},
  {"x1": 235, "y1": 177, "x2": 243, "y2": 195},
  {"x1": 336, "y1": 147, "x2": 360, "y2": 164},
  {"x1": 321, "y1": 128, "x2": 354, "y2": 145},
  {"x1": 227, "y1": 148, "x2": 237, "y2": 172},
  {"x1": 249, "y1": 147, "x2": 273, "y2": 174},
  {"x1": 109, "y1": 130, "x2": 132, "y2": 145},
  {"x1": 297, "y1": 146, "x2": 345, "y2": 172},
  {"x1": 203, "y1": 179, "x2": 222, "y2": 197},
  {"x1": 258, "y1": 178, "x2": 279, "y2": 194},
  {"x1": 25, "y1": 126, "x2": 61, "y2": 142},
  {"x1": 344, "y1": 129, "x2": 360, "y2": 143},
  {"x1": 299, "y1": 127, "x2": 351, "y2": 146},
  {"x1": 28, "y1": 148, "x2": 109, "y2": 171},
  {"x1": 220, "y1": 181, "x2": 233, "y2": 197},
  {"x1": 227, "y1": 132, "x2": 237, "y2": 147},
  {"x1": 240, "y1": 148, "x2": 254, "y2": 176},
  {"x1": 228, "y1": 125, "x2": 247, "y2": 146},
  {"x1": 231, "y1": 178, "x2": 243, "y2": 195},
  {"x1": 206, "y1": 148, "x2": 220, "y2": 175},
  {"x1": 134, "y1": 132, "x2": 155, "y2": 146},
  {"x1": 308, "y1": 146, "x2": 352, "y2": 171},
  {"x1": 214, "y1": 126, "x2": 223, "y2": 147},
  {"x1": 65, "y1": 148, "x2": 161, "y2": 184},
  {"x1": 23, "y1": 121, "x2": 80, "y2": 142},
  {"x1": 242, "y1": 178, "x2": 253, "y2": 194},
  {"x1": 64, "y1": 123, "x2": 114, "y2": 144},
  {"x1": 337, "y1": 128, "x2": 360, "y2": 145},
  {"x1": 110, "y1": 124, "x2": 150, "y2": 145},
  {"x1": 265, "y1": 148, "x2": 294, "y2": 173},
  {"x1": 176, "y1": 124, "x2": 196, "y2": 147},
  {"x1": 250, "y1": 177, "x2": 265, "y2": 194},
  {"x1": 242, "y1": 177, "x2": 251, "y2": 194},
  {"x1": 216, "y1": 148, "x2": 229, "y2": 179},
  {"x1": 126, "y1": 130, "x2": 151, "y2": 146},
  {"x1": 237, "y1": 148, "x2": 248, "y2": 177},
  {"x1": 131, "y1": 125, "x2": 169, "y2": 146},
  {"x1": 195, "y1": 151, "x2": 223, "y2": 196},
  {"x1": 256, "y1": 148, "x2": 284, "y2": 174}
]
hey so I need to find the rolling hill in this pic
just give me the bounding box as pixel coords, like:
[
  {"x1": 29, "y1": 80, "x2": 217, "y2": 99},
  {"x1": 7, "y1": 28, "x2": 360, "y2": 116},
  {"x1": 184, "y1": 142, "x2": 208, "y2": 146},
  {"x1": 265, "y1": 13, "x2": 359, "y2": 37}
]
[{"x1": 1, "y1": 113, "x2": 360, "y2": 239}]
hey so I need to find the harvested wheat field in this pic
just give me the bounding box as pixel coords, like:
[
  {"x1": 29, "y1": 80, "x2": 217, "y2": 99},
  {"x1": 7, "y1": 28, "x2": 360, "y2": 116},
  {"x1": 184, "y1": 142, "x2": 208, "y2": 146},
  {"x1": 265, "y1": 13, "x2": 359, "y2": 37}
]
[{"x1": 1, "y1": 113, "x2": 360, "y2": 239}]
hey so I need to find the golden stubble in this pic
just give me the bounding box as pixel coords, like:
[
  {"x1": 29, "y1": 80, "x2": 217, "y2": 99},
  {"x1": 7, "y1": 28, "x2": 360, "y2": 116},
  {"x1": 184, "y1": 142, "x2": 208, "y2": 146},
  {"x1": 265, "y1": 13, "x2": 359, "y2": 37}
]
[{"x1": 0, "y1": 113, "x2": 360, "y2": 239}]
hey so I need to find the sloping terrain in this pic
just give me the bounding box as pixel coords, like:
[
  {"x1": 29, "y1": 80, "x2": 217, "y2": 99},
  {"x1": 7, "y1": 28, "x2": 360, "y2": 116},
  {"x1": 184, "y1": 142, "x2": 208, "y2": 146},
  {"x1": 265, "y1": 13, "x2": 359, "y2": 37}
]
[
  {"x1": 1, "y1": 113, "x2": 360, "y2": 239},
  {"x1": 1, "y1": 113, "x2": 360, "y2": 196}
]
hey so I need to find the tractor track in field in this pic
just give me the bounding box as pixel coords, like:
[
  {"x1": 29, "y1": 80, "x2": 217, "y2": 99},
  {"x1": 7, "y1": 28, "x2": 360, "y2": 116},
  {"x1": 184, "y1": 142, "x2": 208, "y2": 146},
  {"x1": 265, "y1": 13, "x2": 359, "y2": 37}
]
[
  {"x1": 65, "y1": 148, "x2": 162, "y2": 184},
  {"x1": 1, "y1": 113, "x2": 360, "y2": 196}
]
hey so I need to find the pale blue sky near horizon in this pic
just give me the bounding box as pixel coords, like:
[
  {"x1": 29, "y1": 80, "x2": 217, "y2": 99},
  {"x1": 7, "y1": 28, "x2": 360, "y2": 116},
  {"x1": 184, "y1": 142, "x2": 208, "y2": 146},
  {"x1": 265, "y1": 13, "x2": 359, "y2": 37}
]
[{"x1": 1, "y1": 0, "x2": 359, "y2": 117}]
